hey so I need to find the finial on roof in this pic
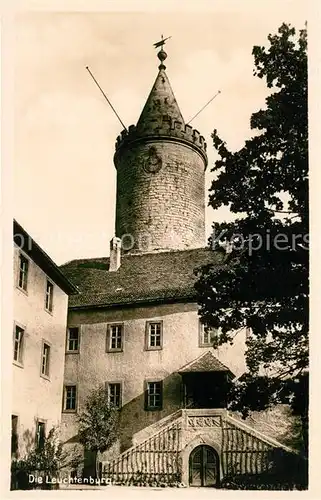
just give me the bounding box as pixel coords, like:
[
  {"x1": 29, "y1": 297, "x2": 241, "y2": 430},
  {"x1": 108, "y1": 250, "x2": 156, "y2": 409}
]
[
  {"x1": 153, "y1": 35, "x2": 171, "y2": 70},
  {"x1": 157, "y1": 49, "x2": 167, "y2": 70}
]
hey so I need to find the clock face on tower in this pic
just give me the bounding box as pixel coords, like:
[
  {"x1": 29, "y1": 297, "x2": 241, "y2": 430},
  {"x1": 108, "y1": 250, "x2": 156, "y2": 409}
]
[{"x1": 143, "y1": 146, "x2": 162, "y2": 174}]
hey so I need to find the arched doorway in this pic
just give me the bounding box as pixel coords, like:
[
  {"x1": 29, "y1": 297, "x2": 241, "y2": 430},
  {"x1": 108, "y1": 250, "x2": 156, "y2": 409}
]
[{"x1": 189, "y1": 445, "x2": 220, "y2": 487}]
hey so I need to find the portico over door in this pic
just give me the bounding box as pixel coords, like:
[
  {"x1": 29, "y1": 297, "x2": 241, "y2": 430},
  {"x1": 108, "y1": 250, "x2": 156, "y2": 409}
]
[{"x1": 178, "y1": 352, "x2": 234, "y2": 409}]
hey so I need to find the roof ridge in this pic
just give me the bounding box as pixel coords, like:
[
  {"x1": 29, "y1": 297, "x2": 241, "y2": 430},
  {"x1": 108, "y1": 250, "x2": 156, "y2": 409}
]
[
  {"x1": 60, "y1": 246, "x2": 213, "y2": 267},
  {"x1": 178, "y1": 350, "x2": 232, "y2": 375},
  {"x1": 60, "y1": 256, "x2": 110, "y2": 267},
  {"x1": 122, "y1": 246, "x2": 211, "y2": 258}
]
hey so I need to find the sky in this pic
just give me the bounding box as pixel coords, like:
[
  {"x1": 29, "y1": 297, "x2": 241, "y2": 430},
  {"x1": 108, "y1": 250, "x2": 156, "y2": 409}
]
[{"x1": 13, "y1": 1, "x2": 307, "y2": 265}]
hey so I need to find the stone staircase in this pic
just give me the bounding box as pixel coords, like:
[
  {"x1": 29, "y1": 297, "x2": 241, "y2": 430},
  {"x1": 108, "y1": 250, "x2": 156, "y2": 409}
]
[
  {"x1": 101, "y1": 409, "x2": 298, "y2": 486},
  {"x1": 132, "y1": 409, "x2": 183, "y2": 445},
  {"x1": 102, "y1": 417, "x2": 182, "y2": 485}
]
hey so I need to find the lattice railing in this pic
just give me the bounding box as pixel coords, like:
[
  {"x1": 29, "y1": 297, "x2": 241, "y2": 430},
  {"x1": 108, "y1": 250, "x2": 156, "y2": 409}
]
[
  {"x1": 102, "y1": 420, "x2": 183, "y2": 484},
  {"x1": 221, "y1": 414, "x2": 295, "y2": 477},
  {"x1": 101, "y1": 409, "x2": 298, "y2": 485}
]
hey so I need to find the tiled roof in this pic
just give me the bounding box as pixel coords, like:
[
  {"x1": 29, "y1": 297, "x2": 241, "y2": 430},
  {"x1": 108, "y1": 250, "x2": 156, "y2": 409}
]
[
  {"x1": 60, "y1": 247, "x2": 223, "y2": 309},
  {"x1": 178, "y1": 351, "x2": 232, "y2": 375}
]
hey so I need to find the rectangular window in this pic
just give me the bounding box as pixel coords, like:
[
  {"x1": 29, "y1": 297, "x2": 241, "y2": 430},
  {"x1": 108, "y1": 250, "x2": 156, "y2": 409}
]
[
  {"x1": 106, "y1": 324, "x2": 123, "y2": 352},
  {"x1": 36, "y1": 421, "x2": 46, "y2": 450},
  {"x1": 145, "y1": 381, "x2": 163, "y2": 410},
  {"x1": 41, "y1": 342, "x2": 50, "y2": 377},
  {"x1": 11, "y1": 415, "x2": 18, "y2": 457},
  {"x1": 18, "y1": 254, "x2": 29, "y2": 291},
  {"x1": 64, "y1": 385, "x2": 77, "y2": 411},
  {"x1": 67, "y1": 327, "x2": 79, "y2": 352},
  {"x1": 145, "y1": 321, "x2": 163, "y2": 350},
  {"x1": 13, "y1": 325, "x2": 24, "y2": 364},
  {"x1": 107, "y1": 383, "x2": 122, "y2": 409},
  {"x1": 45, "y1": 280, "x2": 54, "y2": 312},
  {"x1": 199, "y1": 322, "x2": 216, "y2": 347}
]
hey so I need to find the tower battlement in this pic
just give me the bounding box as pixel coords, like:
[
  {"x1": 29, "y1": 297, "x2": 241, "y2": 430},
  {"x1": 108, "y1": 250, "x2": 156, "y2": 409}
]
[
  {"x1": 115, "y1": 118, "x2": 207, "y2": 165},
  {"x1": 113, "y1": 45, "x2": 208, "y2": 253}
]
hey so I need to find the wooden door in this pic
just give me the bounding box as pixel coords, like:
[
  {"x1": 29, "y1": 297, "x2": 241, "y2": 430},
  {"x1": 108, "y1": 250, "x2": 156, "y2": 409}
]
[{"x1": 189, "y1": 445, "x2": 219, "y2": 487}]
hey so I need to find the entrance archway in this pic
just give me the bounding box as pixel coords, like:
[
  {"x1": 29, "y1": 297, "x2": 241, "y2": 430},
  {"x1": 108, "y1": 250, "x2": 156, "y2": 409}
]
[{"x1": 189, "y1": 445, "x2": 220, "y2": 487}]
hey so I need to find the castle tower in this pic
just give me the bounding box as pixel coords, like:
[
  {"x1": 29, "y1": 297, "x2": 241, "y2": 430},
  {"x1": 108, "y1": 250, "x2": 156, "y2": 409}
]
[{"x1": 114, "y1": 46, "x2": 208, "y2": 253}]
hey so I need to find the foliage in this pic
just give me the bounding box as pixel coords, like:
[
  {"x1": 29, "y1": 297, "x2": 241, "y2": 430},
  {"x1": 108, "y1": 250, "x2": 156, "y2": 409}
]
[
  {"x1": 195, "y1": 23, "x2": 308, "y2": 449},
  {"x1": 77, "y1": 385, "x2": 120, "y2": 477},
  {"x1": 220, "y1": 471, "x2": 307, "y2": 491},
  {"x1": 104, "y1": 472, "x2": 184, "y2": 488},
  {"x1": 11, "y1": 427, "x2": 82, "y2": 490}
]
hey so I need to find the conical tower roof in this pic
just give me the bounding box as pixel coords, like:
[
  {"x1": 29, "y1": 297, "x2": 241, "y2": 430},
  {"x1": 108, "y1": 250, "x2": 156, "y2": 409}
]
[
  {"x1": 113, "y1": 41, "x2": 208, "y2": 254},
  {"x1": 114, "y1": 44, "x2": 207, "y2": 167},
  {"x1": 136, "y1": 67, "x2": 185, "y2": 131}
]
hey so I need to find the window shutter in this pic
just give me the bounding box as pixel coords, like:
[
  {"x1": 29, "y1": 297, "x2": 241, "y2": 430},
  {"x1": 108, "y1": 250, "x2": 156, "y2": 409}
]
[
  {"x1": 144, "y1": 381, "x2": 149, "y2": 410},
  {"x1": 105, "y1": 381, "x2": 110, "y2": 405},
  {"x1": 106, "y1": 326, "x2": 110, "y2": 352},
  {"x1": 119, "y1": 382, "x2": 123, "y2": 408},
  {"x1": 144, "y1": 323, "x2": 149, "y2": 350},
  {"x1": 120, "y1": 325, "x2": 124, "y2": 351},
  {"x1": 159, "y1": 381, "x2": 163, "y2": 410}
]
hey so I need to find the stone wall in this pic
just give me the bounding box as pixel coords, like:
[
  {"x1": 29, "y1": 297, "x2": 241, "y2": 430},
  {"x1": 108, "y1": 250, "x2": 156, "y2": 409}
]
[{"x1": 114, "y1": 140, "x2": 206, "y2": 253}]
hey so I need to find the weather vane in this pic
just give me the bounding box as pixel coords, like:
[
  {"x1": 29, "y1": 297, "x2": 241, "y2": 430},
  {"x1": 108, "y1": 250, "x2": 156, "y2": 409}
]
[
  {"x1": 153, "y1": 35, "x2": 171, "y2": 69},
  {"x1": 153, "y1": 35, "x2": 221, "y2": 121},
  {"x1": 153, "y1": 35, "x2": 171, "y2": 49}
]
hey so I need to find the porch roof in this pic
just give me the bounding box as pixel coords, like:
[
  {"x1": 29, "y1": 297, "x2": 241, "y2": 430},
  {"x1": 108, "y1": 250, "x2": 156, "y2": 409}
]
[{"x1": 178, "y1": 351, "x2": 235, "y2": 377}]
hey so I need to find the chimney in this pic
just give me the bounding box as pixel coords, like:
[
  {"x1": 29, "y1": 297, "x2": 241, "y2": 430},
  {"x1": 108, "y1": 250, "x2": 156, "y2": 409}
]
[{"x1": 109, "y1": 237, "x2": 122, "y2": 272}]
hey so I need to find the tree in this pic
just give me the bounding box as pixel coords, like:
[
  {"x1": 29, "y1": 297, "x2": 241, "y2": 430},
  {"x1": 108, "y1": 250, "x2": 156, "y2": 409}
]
[
  {"x1": 78, "y1": 385, "x2": 120, "y2": 478},
  {"x1": 195, "y1": 24, "x2": 308, "y2": 455},
  {"x1": 11, "y1": 426, "x2": 82, "y2": 490}
]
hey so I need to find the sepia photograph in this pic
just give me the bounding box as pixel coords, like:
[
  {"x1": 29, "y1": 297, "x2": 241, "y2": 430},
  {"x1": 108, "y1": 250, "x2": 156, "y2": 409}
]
[{"x1": 5, "y1": 0, "x2": 310, "y2": 493}]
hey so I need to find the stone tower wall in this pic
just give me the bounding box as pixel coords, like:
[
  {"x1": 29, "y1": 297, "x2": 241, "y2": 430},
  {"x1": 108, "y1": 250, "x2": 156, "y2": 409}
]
[
  {"x1": 114, "y1": 120, "x2": 207, "y2": 253},
  {"x1": 114, "y1": 137, "x2": 206, "y2": 253}
]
